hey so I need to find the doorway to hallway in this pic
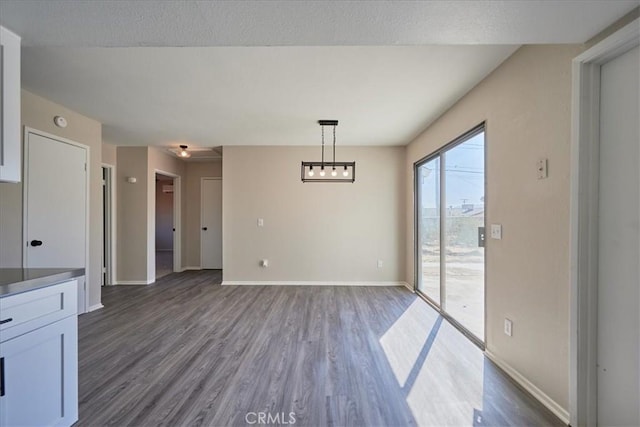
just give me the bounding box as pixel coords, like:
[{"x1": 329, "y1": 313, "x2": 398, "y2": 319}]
[{"x1": 155, "y1": 173, "x2": 175, "y2": 278}]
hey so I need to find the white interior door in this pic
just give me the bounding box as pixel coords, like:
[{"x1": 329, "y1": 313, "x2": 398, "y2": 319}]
[
  {"x1": 201, "y1": 178, "x2": 222, "y2": 269},
  {"x1": 597, "y1": 45, "x2": 639, "y2": 426},
  {"x1": 24, "y1": 131, "x2": 87, "y2": 313}
]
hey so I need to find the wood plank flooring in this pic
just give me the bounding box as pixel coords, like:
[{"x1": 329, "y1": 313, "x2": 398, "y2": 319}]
[{"x1": 77, "y1": 271, "x2": 564, "y2": 426}]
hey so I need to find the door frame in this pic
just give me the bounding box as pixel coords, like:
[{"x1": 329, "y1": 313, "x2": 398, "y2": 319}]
[
  {"x1": 22, "y1": 127, "x2": 90, "y2": 313},
  {"x1": 101, "y1": 163, "x2": 116, "y2": 285},
  {"x1": 151, "y1": 169, "x2": 182, "y2": 280},
  {"x1": 569, "y1": 18, "x2": 639, "y2": 427},
  {"x1": 413, "y1": 122, "x2": 486, "y2": 348},
  {"x1": 200, "y1": 177, "x2": 222, "y2": 269}
]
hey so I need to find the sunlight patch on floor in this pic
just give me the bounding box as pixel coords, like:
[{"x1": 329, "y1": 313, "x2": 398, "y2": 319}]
[
  {"x1": 380, "y1": 295, "x2": 485, "y2": 426},
  {"x1": 405, "y1": 333, "x2": 484, "y2": 426},
  {"x1": 379, "y1": 298, "x2": 438, "y2": 387}
]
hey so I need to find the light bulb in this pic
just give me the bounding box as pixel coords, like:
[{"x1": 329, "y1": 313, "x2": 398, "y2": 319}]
[
  {"x1": 331, "y1": 168, "x2": 337, "y2": 177},
  {"x1": 178, "y1": 145, "x2": 190, "y2": 158},
  {"x1": 308, "y1": 168, "x2": 314, "y2": 177},
  {"x1": 343, "y1": 167, "x2": 349, "y2": 177},
  {"x1": 319, "y1": 168, "x2": 326, "y2": 177}
]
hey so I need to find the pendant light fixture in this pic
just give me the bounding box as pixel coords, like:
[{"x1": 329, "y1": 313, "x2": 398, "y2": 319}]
[{"x1": 301, "y1": 120, "x2": 355, "y2": 183}]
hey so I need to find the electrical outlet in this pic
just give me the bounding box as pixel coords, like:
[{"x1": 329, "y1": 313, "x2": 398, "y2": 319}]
[
  {"x1": 504, "y1": 318, "x2": 513, "y2": 337},
  {"x1": 257, "y1": 218, "x2": 264, "y2": 227},
  {"x1": 491, "y1": 224, "x2": 502, "y2": 240},
  {"x1": 260, "y1": 259, "x2": 269, "y2": 268},
  {"x1": 377, "y1": 260, "x2": 383, "y2": 268}
]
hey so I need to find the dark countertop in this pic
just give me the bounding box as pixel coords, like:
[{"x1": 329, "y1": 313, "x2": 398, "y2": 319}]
[{"x1": 0, "y1": 268, "x2": 85, "y2": 298}]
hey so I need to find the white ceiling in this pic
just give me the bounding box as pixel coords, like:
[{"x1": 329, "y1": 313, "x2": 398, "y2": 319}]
[
  {"x1": 22, "y1": 45, "x2": 518, "y2": 147},
  {"x1": 1, "y1": 1, "x2": 637, "y2": 46},
  {"x1": 5, "y1": 1, "x2": 638, "y2": 148}
]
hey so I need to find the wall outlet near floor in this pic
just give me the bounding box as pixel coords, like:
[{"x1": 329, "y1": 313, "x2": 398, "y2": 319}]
[
  {"x1": 260, "y1": 259, "x2": 269, "y2": 267},
  {"x1": 504, "y1": 318, "x2": 513, "y2": 337},
  {"x1": 377, "y1": 260, "x2": 383, "y2": 268},
  {"x1": 491, "y1": 224, "x2": 502, "y2": 240}
]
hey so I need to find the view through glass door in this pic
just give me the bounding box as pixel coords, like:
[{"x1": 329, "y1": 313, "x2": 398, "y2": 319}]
[{"x1": 416, "y1": 125, "x2": 485, "y2": 343}]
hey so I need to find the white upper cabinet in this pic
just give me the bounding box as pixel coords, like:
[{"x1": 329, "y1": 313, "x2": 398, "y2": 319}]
[{"x1": 0, "y1": 26, "x2": 21, "y2": 183}]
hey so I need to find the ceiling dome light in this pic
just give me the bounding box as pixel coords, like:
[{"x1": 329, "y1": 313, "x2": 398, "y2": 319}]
[{"x1": 179, "y1": 145, "x2": 191, "y2": 158}]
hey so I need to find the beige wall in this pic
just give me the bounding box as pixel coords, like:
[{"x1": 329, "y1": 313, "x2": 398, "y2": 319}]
[
  {"x1": 585, "y1": 6, "x2": 639, "y2": 48},
  {"x1": 223, "y1": 146, "x2": 405, "y2": 282},
  {"x1": 0, "y1": 180, "x2": 22, "y2": 267},
  {"x1": 100, "y1": 144, "x2": 215, "y2": 279},
  {"x1": 0, "y1": 90, "x2": 103, "y2": 308},
  {"x1": 116, "y1": 146, "x2": 149, "y2": 282},
  {"x1": 102, "y1": 142, "x2": 117, "y2": 166},
  {"x1": 184, "y1": 161, "x2": 222, "y2": 268},
  {"x1": 115, "y1": 146, "x2": 187, "y2": 282},
  {"x1": 405, "y1": 45, "x2": 582, "y2": 412}
]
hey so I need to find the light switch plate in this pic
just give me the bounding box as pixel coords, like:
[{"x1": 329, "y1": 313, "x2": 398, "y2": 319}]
[
  {"x1": 257, "y1": 218, "x2": 264, "y2": 227},
  {"x1": 504, "y1": 318, "x2": 513, "y2": 337},
  {"x1": 491, "y1": 224, "x2": 502, "y2": 240}
]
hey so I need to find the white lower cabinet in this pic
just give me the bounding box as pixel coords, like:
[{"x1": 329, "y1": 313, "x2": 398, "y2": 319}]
[{"x1": 0, "y1": 280, "x2": 78, "y2": 427}]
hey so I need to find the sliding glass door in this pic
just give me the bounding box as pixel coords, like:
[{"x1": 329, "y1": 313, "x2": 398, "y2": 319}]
[
  {"x1": 416, "y1": 125, "x2": 485, "y2": 343},
  {"x1": 417, "y1": 157, "x2": 441, "y2": 302}
]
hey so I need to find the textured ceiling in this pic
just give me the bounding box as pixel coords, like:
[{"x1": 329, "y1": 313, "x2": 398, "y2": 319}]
[
  {"x1": 1, "y1": 1, "x2": 638, "y2": 47},
  {"x1": 4, "y1": 1, "x2": 638, "y2": 148}
]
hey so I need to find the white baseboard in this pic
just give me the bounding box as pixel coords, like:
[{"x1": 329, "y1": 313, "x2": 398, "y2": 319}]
[
  {"x1": 87, "y1": 303, "x2": 104, "y2": 312},
  {"x1": 485, "y1": 350, "x2": 570, "y2": 424},
  {"x1": 114, "y1": 280, "x2": 152, "y2": 285},
  {"x1": 403, "y1": 282, "x2": 415, "y2": 292},
  {"x1": 221, "y1": 281, "x2": 409, "y2": 287},
  {"x1": 180, "y1": 266, "x2": 201, "y2": 271}
]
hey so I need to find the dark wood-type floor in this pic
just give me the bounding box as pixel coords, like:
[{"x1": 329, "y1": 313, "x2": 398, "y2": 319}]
[{"x1": 77, "y1": 271, "x2": 564, "y2": 426}]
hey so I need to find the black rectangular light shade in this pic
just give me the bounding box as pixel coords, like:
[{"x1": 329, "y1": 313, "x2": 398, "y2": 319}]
[{"x1": 301, "y1": 161, "x2": 356, "y2": 183}]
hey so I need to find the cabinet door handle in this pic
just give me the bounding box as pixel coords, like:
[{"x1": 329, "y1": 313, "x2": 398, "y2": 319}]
[
  {"x1": 1, "y1": 357, "x2": 5, "y2": 397},
  {"x1": 202, "y1": 227, "x2": 207, "y2": 231},
  {"x1": 0, "y1": 317, "x2": 12, "y2": 325},
  {"x1": 30, "y1": 240, "x2": 43, "y2": 247}
]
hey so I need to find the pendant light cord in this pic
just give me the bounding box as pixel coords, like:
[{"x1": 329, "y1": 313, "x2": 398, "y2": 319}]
[
  {"x1": 332, "y1": 125, "x2": 336, "y2": 166},
  {"x1": 321, "y1": 125, "x2": 325, "y2": 168}
]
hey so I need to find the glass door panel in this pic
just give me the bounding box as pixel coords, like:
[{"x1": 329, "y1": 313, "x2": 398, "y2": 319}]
[
  {"x1": 443, "y1": 132, "x2": 485, "y2": 340},
  {"x1": 417, "y1": 157, "x2": 441, "y2": 305},
  {"x1": 415, "y1": 125, "x2": 485, "y2": 345}
]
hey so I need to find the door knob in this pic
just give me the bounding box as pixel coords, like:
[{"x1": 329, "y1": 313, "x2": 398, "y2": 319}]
[
  {"x1": 202, "y1": 227, "x2": 208, "y2": 231},
  {"x1": 30, "y1": 240, "x2": 43, "y2": 247}
]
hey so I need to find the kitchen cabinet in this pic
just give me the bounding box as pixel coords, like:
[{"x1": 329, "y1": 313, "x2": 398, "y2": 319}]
[
  {"x1": 0, "y1": 279, "x2": 78, "y2": 427},
  {"x1": 0, "y1": 25, "x2": 21, "y2": 183}
]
